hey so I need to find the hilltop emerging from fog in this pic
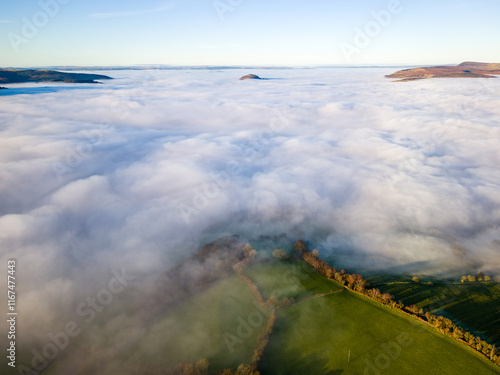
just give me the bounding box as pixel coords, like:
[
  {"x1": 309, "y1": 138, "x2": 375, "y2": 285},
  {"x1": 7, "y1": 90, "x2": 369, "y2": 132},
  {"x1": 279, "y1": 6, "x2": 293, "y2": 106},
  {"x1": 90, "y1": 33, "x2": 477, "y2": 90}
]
[
  {"x1": 386, "y1": 62, "x2": 500, "y2": 81},
  {"x1": 0, "y1": 69, "x2": 112, "y2": 85}
]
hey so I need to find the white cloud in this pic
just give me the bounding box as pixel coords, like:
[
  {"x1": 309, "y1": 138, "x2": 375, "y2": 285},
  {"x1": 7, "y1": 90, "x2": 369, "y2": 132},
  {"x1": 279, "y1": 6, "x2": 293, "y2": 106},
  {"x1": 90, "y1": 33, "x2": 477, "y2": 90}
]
[{"x1": 1, "y1": 67, "x2": 500, "y2": 371}]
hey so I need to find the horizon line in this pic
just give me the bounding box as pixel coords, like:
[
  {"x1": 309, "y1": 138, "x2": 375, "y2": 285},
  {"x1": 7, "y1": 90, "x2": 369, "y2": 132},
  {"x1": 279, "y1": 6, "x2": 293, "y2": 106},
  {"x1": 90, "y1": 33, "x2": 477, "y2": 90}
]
[{"x1": 1, "y1": 62, "x2": 466, "y2": 70}]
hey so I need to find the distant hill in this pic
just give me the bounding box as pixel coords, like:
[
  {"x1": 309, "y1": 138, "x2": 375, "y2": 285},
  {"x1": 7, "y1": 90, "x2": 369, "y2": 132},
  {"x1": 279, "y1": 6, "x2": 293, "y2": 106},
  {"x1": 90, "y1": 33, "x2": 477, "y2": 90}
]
[
  {"x1": 240, "y1": 74, "x2": 262, "y2": 80},
  {"x1": 386, "y1": 62, "x2": 500, "y2": 81},
  {"x1": 0, "y1": 69, "x2": 112, "y2": 84},
  {"x1": 458, "y1": 61, "x2": 500, "y2": 71}
]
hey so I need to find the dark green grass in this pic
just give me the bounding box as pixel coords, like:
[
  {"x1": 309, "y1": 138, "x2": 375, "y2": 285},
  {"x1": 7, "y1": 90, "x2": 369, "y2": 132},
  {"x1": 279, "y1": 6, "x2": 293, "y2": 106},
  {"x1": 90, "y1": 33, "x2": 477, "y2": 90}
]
[
  {"x1": 260, "y1": 290, "x2": 500, "y2": 375},
  {"x1": 245, "y1": 260, "x2": 344, "y2": 301},
  {"x1": 369, "y1": 276, "x2": 500, "y2": 345}
]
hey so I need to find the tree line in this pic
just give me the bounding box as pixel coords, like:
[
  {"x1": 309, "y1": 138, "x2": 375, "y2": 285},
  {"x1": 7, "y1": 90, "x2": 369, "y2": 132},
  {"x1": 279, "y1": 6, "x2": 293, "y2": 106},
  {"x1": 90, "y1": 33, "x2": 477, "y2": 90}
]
[
  {"x1": 461, "y1": 272, "x2": 493, "y2": 283},
  {"x1": 296, "y1": 240, "x2": 500, "y2": 367}
]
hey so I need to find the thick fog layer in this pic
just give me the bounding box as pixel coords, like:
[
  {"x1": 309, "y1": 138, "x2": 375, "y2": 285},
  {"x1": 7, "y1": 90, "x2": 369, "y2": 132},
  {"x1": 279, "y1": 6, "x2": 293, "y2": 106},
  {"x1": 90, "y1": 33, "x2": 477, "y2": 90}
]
[{"x1": 1, "y1": 68, "x2": 499, "y2": 370}]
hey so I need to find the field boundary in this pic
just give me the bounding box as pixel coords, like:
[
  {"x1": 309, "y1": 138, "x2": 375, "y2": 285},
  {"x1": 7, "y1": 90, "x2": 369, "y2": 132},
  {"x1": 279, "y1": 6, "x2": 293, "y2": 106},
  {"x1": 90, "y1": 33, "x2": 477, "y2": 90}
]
[
  {"x1": 299, "y1": 247, "x2": 500, "y2": 368},
  {"x1": 240, "y1": 274, "x2": 266, "y2": 307},
  {"x1": 290, "y1": 288, "x2": 345, "y2": 307}
]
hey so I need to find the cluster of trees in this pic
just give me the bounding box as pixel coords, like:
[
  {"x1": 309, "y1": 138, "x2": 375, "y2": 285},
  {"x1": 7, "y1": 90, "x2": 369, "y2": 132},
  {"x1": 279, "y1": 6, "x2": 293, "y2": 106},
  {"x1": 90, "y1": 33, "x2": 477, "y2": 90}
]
[
  {"x1": 264, "y1": 295, "x2": 294, "y2": 310},
  {"x1": 167, "y1": 358, "x2": 209, "y2": 375},
  {"x1": 410, "y1": 276, "x2": 434, "y2": 286},
  {"x1": 293, "y1": 240, "x2": 308, "y2": 256},
  {"x1": 461, "y1": 272, "x2": 492, "y2": 283},
  {"x1": 302, "y1": 246, "x2": 371, "y2": 294},
  {"x1": 272, "y1": 248, "x2": 290, "y2": 260},
  {"x1": 295, "y1": 241, "x2": 500, "y2": 367},
  {"x1": 219, "y1": 365, "x2": 260, "y2": 375},
  {"x1": 233, "y1": 244, "x2": 258, "y2": 274}
]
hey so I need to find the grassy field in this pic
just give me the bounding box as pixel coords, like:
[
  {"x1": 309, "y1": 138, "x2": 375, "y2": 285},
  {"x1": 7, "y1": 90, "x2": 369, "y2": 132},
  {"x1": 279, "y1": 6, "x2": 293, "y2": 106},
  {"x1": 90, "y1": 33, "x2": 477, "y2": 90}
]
[
  {"x1": 260, "y1": 290, "x2": 499, "y2": 374},
  {"x1": 368, "y1": 275, "x2": 500, "y2": 345},
  {"x1": 16, "y1": 251, "x2": 500, "y2": 375},
  {"x1": 131, "y1": 260, "x2": 499, "y2": 374},
  {"x1": 57, "y1": 259, "x2": 496, "y2": 374},
  {"x1": 245, "y1": 260, "x2": 344, "y2": 301},
  {"x1": 127, "y1": 274, "x2": 266, "y2": 371}
]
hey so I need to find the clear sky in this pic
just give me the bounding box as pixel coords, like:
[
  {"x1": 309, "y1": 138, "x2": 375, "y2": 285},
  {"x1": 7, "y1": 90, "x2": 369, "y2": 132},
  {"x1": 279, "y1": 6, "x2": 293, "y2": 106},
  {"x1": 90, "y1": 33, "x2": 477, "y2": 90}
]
[{"x1": 1, "y1": 0, "x2": 499, "y2": 67}]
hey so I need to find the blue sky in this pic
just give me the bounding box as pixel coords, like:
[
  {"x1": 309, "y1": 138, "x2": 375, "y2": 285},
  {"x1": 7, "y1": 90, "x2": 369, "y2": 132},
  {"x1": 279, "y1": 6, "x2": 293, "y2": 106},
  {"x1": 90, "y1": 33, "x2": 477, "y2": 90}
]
[{"x1": 1, "y1": 0, "x2": 499, "y2": 67}]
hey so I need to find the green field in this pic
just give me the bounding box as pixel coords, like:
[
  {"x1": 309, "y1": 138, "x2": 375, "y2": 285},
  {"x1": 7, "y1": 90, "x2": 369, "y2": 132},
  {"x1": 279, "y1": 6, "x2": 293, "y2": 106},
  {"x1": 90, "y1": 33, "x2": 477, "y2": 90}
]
[
  {"x1": 127, "y1": 260, "x2": 338, "y2": 371},
  {"x1": 369, "y1": 276, "x2": 500, "y2": 345},
  {"x1": 38, "y1": 260, "x2": 498, "y2": 374},
  {"x1": 249, "y1": 262, "x2": 498, "y2": 375},
  {"x1": 127, "y1": 274, "x2": 266, "y2": 371},
  {"x1": 245, "y1": 260, "x2": 344, "y2": 301},
  {"x1": 261, "y1": 291, "x2": 499, "y2": 374},
  {"x1": 131, "y1": 260, "x2": 499, "y2": 374}
]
